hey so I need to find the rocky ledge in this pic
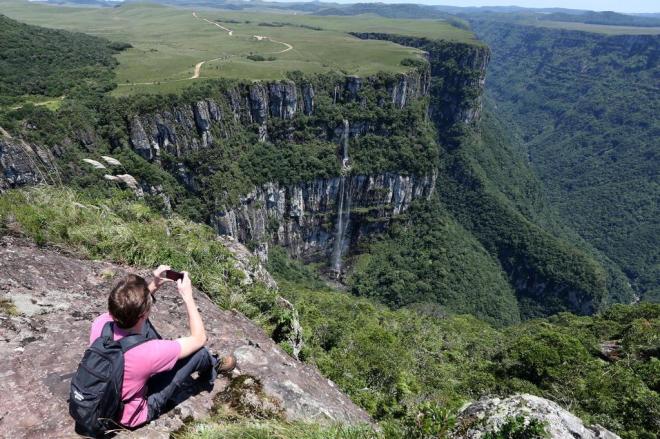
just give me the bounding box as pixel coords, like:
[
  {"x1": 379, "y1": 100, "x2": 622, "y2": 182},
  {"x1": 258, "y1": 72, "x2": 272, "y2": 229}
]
[
  {"x1": 0, "y1": 134, "x2": 56, "y2": 190},
  {"x1": 453, "y1": 394, "x2": 620, "y2": 439},
  {"x1": 0, "y1": 237, "x2": 371, "y2": 438}
]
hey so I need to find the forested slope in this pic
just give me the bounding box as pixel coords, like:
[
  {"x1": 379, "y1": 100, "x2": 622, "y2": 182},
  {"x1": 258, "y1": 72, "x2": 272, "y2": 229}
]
[
  {"x1": 0, "y1": 14, "x2": 123, "y2": 103},
  {"x1": 470, "y1": 21, "x2": 660, "y2": 300}
]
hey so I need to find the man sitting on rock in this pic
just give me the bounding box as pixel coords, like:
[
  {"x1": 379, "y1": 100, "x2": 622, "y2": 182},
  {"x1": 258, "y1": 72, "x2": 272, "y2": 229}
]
[{"x1": 88, "y1": 266, "x2": 236, "y2": 429}]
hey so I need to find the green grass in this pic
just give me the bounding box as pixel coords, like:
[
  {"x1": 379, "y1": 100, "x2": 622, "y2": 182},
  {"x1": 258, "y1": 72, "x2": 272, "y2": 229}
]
[
  {"x1": 0, "y1": 1, "x2": 476, "y2": 95},
  {"x1": 0, "y1": 297, "x2": 19, "y2": 316},
  {"x1": 4, "y1": 95, "x2": 64, "y2": 112},
  {"x1": 0, "y1": 186, "x2": 274, "y2": 313},
  {"x1": 175, "y1": 410, "x2": 379, "y2": 439}
]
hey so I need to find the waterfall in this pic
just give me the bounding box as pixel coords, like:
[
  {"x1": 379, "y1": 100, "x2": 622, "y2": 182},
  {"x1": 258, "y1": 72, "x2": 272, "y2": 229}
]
[
  {"x1": 342, "y1": 118, "x2": 349, "y2": 166},
  {"x1": 331, "y1": 119, "x2": 352, "y2": 277}
]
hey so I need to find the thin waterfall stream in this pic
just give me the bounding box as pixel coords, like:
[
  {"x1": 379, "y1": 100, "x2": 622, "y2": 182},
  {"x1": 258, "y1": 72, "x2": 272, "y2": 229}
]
[{"x1": 331, "y1": 119, "x2": 352, "y2": 277}]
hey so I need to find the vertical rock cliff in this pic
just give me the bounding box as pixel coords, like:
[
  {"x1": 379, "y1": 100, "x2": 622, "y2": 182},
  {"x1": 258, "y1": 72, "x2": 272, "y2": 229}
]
[
  {"x1": 0, "y1": 134, "x2": 57, "y2": 190},
  {"x1": 125, "y1": 67, "x2": 448, "y2": 269},
  {"x1": 213, "y1": 172, "x2": 437, "y2": 262}
]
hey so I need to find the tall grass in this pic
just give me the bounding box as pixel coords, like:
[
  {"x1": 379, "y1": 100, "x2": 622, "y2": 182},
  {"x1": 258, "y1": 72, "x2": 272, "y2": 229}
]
[
  {"x1": 176, "y1": 415, "x2": 380, "y2": 439},
  {"x1": 0, "y1": 186, "x2": 274, "y2": 313}
]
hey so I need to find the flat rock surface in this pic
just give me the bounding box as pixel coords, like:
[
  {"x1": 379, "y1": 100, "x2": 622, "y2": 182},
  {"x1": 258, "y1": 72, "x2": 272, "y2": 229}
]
[{"x1": 0, "y1": 237, "x2": 371, "y2": 438}]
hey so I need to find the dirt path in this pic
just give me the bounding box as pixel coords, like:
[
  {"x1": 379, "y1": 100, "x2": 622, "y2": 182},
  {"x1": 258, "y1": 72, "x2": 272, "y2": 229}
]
[
  {"x1": 120, "y1": 11, "x2": 293, "y2": 87},
  {"x1": 270, "y1": 39, "x2": 294, "y2": 53},
  {"x1": 192, "y1": 60, "x2": 205, "y2": 79},
  {"x1": 192, "y1": 11, "x2": 233, "y2": 36}
]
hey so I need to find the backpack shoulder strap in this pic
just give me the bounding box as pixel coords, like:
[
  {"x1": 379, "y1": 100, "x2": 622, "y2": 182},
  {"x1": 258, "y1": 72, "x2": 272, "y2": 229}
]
[
  {"x1": 118, "y1": 333, "x2": 150, "y2": 353},
  {"x1": 101, "y1": 321, "x2": 114, "y2": 339},
  {"x1": 104, "y1": 322, "x2": 151, "y2": 352}
]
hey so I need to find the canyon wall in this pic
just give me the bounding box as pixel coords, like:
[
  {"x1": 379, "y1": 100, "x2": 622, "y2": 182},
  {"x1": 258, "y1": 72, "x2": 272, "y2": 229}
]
[{"x1": 123, "y1": 39, "x2": 488, "y2": 269}]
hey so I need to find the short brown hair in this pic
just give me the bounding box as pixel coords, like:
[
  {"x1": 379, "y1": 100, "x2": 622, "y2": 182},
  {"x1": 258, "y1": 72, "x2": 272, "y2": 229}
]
[{"x1": 108, "y1": 274, "x2": 152, "y2": 329}]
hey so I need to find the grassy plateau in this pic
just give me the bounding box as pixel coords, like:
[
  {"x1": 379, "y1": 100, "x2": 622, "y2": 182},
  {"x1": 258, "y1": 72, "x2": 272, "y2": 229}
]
[{"x1": 0, "y1": 0, "x2": 476, "y2": 95}]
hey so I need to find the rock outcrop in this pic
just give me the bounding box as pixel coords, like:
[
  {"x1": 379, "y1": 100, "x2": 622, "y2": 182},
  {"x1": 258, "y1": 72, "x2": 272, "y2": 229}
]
[
  {"x1": 0, "y1": 134, "x2": 57, "y2": 191},
  {"x1": 350, "y1": 33, "x2": 489, "y2": 133},
  {"x1": 127, "y1": 70, "x2": 430, "y2": 160},
  {"x1": 0, "y1": 237, "x2": 371, "y2": 438},
  {"x1": 213, "y1": 171, "x2": 437, "y2": 261},
  {"x1": 453, "y1": 394, "x2": 620, "y2": 439}
]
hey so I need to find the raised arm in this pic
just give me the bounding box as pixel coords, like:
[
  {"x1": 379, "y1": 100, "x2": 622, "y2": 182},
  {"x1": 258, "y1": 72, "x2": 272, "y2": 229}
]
[
  {"x1": 147, "y1": 265, "x2": 172, "y2": 293},
  {"x1": 175, "y1": 272, "x2": 207, "y2": 359}
]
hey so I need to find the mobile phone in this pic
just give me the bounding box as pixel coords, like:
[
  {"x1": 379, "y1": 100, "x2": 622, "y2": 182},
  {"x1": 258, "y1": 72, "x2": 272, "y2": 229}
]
[{"x1": 164, "y1": 270, "x2": 184, "y2": 281}]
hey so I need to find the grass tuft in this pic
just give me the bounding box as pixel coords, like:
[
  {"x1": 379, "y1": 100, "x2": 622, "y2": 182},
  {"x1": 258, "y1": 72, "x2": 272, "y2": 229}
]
[{"x1": 0, "y1": 297, "x2": 19, "y2": 316}]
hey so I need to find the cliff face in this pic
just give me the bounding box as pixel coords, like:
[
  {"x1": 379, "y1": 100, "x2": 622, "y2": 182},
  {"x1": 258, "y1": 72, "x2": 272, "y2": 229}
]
[
  {"x1": 214, "y1": 172, "x2": 437, "y2": 262},
  {"x1": 121, "y1": 37, "x2": 487, "y2": 271},
  {"x1": 350, "y1": 33, "x2": 490, "y2": 140},
  {"x1": 0, "y1": 134, "x2": 56, "y2": 190},
  {"x1": 125, "y1": 67, "x2": 446, "y2": 270},
  {"x1": 128, "y1": 70, "x2": 431, "y2": 161}
]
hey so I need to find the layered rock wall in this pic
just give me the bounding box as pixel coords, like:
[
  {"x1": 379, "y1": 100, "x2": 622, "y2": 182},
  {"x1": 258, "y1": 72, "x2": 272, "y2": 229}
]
[
  {"x1": 0, "y1": 134, "x2": 57, "y2": 191},
  {"x1": 123, "y1": 39, "x2": 487, "y2": 266},
  {"x1": 350, "y1": 33, "x2": 490, "y2": 135},
  {"x1": 127, "y1": 69, "x2": 430, "y2": 161},
  {"x1": 213, "y1": 172, "x2": 437, "y2": 261}
]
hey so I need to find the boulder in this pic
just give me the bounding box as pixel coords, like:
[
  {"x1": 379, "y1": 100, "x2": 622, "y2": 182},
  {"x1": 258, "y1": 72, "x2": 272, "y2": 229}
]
[
  {"x1": 452, "y1": 394, "x2": 620, "y2": 439},
  {"x1": 0, "y1": 237, "x2": 371, "y2": 438}
]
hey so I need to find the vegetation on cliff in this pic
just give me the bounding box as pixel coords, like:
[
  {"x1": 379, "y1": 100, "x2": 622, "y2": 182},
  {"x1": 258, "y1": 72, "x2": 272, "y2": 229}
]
[
  {"x1": 347, "y1": 103, "x2": 619, "y2": 321},
  {"x1": 271, "y1": 247, "x2": 660, "y2": 439},
  {"x1": 0, "y1": 20, "x2": 623, "y2": 324},
  {"x1": 471, "y1": 21, "x2": 659, "y2": 301},
  {"x1": 349, "y1": 199, "x2": 520, "y2": 326}
]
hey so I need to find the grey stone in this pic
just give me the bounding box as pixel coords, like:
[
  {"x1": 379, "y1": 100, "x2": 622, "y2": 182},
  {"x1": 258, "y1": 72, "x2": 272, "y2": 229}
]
[
  {"x1": 452, "y1": 394, "x2": 621, "y2": 439},
  {"x1": 214, "y1": 171, "x2": 437, "y2": 262},
  {"x1": 0, "y1": 138, "x2": 56, "y2": 191}
]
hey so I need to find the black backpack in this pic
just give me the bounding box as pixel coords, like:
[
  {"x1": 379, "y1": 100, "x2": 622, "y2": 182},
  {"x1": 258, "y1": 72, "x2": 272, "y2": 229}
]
[{"x1": 69, "y1": 322, "x2": 148, "y2": 437}]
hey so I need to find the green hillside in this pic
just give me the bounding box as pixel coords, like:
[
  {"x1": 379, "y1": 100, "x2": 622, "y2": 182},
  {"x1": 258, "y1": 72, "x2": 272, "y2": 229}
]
[
  {"x1": 0, "y1": 10, "x2": 624, "y2": 323},
  {"x1": 0, "y1": 14, "x2": 121, "y2": 106},
  {"x1": 471, "y1": 20, "x2": 660, "y2": 301}
]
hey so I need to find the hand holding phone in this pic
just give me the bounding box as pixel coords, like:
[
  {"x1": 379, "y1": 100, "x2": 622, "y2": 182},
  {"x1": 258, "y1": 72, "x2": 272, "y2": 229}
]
[{"x1": 164, "y1": 269, "x2": 184, "y2": 282}]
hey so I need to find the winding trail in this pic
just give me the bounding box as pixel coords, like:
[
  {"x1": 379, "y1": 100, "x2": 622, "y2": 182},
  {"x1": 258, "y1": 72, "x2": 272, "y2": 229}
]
[
  {"x1": 271, "y1": 40, "x2": 294, "y2": 53},
  {"x1": 120, "y1": 11, "x2": 294, "y2": 86}
]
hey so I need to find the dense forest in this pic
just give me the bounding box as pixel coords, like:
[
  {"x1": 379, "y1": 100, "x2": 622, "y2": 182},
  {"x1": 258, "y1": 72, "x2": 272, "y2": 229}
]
[
  {"x1": 470, "y1": 21, "x2": 660, "y2": 301},
  {"x1": 0, "y1": 14, "x2": 125, "y2": 104}
]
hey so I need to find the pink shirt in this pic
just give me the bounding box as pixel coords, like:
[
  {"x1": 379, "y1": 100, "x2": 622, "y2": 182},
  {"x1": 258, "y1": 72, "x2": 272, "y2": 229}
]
[{"x1": 89, "y1": 313, "x2": 181, "y2": 427}]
